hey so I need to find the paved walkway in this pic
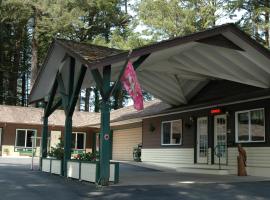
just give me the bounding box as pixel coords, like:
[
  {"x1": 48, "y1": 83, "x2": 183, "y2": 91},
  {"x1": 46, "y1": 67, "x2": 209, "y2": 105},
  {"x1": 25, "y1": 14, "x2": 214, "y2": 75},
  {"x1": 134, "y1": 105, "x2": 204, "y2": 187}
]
[{"x1": 0, "y1": 157, "x2": 270, "y2": 200}]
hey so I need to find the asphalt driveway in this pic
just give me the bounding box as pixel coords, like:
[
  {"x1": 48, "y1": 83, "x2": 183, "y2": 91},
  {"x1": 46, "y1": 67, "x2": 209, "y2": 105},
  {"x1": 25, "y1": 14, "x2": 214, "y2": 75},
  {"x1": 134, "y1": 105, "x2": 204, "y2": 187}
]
[{"x1": 0, "y1": 157, "x2": 270, "y2": 200}]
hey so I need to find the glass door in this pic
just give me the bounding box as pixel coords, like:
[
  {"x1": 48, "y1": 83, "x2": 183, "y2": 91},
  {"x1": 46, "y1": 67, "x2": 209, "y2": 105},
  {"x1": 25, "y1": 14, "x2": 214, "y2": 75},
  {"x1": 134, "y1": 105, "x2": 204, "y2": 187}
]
[
  {"x1": 214, "y1": 115, "x2": 227, "y2": 164},
  {"x1": 197, "y1": 117, "x2": 208, "y2": 163}
]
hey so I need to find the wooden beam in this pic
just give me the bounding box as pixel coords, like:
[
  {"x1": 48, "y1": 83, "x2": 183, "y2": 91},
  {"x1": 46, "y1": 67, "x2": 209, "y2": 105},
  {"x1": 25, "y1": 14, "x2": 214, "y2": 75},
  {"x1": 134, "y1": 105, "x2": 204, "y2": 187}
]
[
  {"x1": 46, "y1": 98, "x2": 62, "y2": 117},
  {"x1": 133, "y1": 53, "x2": 150, "y2": 70},
  {"x1": 56, "y1": 73, "x2": 69, "y2": 111},
  {"x1": 44, "y1": 75, "x2": 58, "y2": 117},
  {"x1": 68, "y1": 57, "x2": 75, "y2": 99},
  {"x1": 68, "y1": 65, "x2": 87, "y2": 116}
]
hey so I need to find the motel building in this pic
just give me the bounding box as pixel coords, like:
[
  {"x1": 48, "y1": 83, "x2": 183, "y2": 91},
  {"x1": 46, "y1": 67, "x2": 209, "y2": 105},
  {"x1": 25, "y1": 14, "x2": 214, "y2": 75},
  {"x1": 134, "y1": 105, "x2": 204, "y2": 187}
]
[{"x1": 3, "y1": 24, "x2": 270, "y2": 182}]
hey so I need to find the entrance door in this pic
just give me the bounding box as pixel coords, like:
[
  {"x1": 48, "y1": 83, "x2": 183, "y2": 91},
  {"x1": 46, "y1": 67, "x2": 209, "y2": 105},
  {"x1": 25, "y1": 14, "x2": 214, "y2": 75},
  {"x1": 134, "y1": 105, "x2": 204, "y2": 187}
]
[
  {"x1": 214, "y1": 115, "x2": 227, "y2": 164},
  {"x1": 50, "y1": 131, "x2": 61, "y2": 150},
  {"x1": 197, "y1": 117, "x2": 208, "y2": 163}
]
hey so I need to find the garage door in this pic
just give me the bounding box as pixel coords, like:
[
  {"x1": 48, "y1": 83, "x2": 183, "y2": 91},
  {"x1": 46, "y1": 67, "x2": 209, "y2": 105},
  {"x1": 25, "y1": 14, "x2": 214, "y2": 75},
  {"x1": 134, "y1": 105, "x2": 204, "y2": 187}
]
[{"x1": 112, "y1": 127, "x2": 142, "y2": 161}]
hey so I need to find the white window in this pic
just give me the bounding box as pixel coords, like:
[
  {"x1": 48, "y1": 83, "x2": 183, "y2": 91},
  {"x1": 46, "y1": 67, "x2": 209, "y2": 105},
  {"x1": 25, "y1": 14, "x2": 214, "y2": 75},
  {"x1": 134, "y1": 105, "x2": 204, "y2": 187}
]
[
  {"x1": 15, "y1": 129, "x2": 37, "y2": 148},
  {"x1": 235, "y1": 108, "x2": 265, "y2": 143},
  {"x1": 161, "y1": 119, "x2": 182, "y2": 145},
  {"x1": 72, "y1": 132, "x2": 86, "y2": 150}
]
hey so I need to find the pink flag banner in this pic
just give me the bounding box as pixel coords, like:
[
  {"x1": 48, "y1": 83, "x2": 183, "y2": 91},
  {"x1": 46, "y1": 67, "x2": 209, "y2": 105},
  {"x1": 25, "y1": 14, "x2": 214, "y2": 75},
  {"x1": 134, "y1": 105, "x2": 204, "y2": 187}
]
[{"x1": 120, "y1": 61, "x2": 144, "y2": 111}]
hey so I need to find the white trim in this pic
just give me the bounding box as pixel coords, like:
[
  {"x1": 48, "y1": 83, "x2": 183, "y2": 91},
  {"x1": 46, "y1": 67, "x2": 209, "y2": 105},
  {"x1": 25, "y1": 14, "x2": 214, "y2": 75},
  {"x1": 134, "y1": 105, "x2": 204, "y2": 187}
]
[
  {"x1": 197, "y1": 117, "x2": 208, "y2": 164},
  {"x1": 235, "y1": 108, "x2": 265, "y2": 143},
  {"x1": 72, "y1": 132, "x2": 86, "y2": 150},
  {"x1": 214, "y1": 114, "x2": 227, "y2": 164},
  {"x1": 15, "y1": 129, "x2": 37, "y2": 148},
  {"x1": 161, "y1": 119, "x2": 182, "y2": 146}
]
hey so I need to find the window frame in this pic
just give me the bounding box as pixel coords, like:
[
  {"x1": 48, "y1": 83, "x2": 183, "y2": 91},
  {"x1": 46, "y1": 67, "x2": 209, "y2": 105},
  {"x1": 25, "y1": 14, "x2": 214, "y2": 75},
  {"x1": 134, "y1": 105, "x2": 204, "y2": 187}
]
[
  {"x1": 72, "y1": 132, "x2": 86, "y2": 150},
  {"x1": 235, "y1": 108, "x2": 265, "y2": 143},
  {"x1": 161, "y1": 119, "x2": 183, "y2": 146},
  {"x1": 15, "y1": 129, "x2": 37, "y2": 148}
]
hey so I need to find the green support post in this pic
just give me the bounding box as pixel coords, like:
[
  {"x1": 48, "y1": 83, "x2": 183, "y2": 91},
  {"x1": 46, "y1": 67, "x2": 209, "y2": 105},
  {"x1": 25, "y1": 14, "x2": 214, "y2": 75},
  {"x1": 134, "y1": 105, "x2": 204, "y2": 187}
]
[
  {"x1": 40, "y1": 115, "x2": 49, "y2": 170},
  {"x1": 99, "y1": 65, "x2": 111, "y2": 186},
  {"x1": 41, "y1": 116, "x2": 49, "y2": 158},
  {"x1": 92, "y1": 133, "x2": 96, "y2": 153},
  {"x1": 63, "y1": 115, "x2": 72, "y2": 176}
]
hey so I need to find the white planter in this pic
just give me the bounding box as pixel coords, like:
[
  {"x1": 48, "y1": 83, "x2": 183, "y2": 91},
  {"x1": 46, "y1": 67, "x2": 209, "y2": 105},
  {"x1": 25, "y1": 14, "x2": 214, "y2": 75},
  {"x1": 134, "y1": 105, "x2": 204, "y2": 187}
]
[
  {"x1": 42, "y1": 159, "x2": 51, "y2": 173},
  {"x1": 51, "y1": 159, "x2": 62, "y2": 175},
  {"x1": 109, "y1": 163, "x2": 115, "y2": 182},
  {"x1": 41, "y1": 158, "x2": 119, "y2": 184},
  {"x1": 67, "y1": 161, "x2": 80, "y2": 179},
  {"x1": 80, "y1": 162, "x2": 97, "y2": 182}
]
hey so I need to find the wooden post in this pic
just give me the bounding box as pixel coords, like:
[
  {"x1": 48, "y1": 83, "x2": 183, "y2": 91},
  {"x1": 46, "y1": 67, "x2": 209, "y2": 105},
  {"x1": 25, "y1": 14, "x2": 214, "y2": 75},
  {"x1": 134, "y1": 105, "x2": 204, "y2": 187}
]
[
  {"x1": 63, "y1": 115, "x2": 72, "y2": 176},
  {"x1": 41, "y1": 116, "x2": 49, "y2": 158},
  {"x1": 99, "y1": 65, "x2": 111, "y2": 186}
]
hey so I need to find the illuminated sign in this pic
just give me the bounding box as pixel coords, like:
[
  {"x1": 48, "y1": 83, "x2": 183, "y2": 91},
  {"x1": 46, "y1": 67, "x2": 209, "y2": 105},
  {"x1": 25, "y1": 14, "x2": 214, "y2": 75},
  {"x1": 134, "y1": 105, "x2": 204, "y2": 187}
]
[{"x1": 210, "y1": 108, "x2": 222, "y2": 114}]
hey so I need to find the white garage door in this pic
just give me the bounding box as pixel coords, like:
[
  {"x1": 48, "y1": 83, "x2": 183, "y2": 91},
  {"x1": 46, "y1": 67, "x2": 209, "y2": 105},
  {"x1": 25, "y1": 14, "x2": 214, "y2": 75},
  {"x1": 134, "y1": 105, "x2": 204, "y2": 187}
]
[{"x1": 112, "y1": 127, "x2": 142, "y2": 161}]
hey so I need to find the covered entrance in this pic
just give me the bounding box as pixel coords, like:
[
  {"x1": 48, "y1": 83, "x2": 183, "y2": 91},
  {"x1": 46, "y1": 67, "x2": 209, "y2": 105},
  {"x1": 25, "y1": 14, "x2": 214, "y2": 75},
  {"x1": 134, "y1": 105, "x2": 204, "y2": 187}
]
[{"x1": 29, "y1": 23, "x2": 270, "y2": 184}]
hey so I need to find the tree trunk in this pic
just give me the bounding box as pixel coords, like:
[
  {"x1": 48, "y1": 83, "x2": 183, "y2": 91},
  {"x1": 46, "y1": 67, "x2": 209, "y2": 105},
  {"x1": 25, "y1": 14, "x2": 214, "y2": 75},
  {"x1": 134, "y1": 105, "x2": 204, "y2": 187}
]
[
  {"x1": 84, "y1": 88, "x2": 91, "y2": 111},
  {"x1": 21, "y1": 73, "x2": 26, "y2": 106},
  {"x1": 113, "y1": 88, "x2": 124, "y2": 110},
  {"x1": 94, "y1": 88, "x2": 100, "y2": 112},
  {"x1": 7, "y1": 26, "x2": 22, "y2": 105},
  {"x1": 265, "y1": 0, "x2": 270, "y2": 48},
  {"x1": 30, "y1": 8, "x2": 38, "y2": 90},
  {"x1": 75, "y1": 90, "x2": 81, "y2": 111}
]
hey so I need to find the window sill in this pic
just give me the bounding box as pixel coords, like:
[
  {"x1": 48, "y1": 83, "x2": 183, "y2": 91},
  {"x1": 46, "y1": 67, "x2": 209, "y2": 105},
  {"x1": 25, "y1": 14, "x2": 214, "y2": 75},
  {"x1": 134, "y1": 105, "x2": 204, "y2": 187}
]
[
  {"x1": 236, "y1": 141, "x2": 265, "y2": 144},
  {"x1": 161, "y1": 144, "x2": 182, "y2": 146}
]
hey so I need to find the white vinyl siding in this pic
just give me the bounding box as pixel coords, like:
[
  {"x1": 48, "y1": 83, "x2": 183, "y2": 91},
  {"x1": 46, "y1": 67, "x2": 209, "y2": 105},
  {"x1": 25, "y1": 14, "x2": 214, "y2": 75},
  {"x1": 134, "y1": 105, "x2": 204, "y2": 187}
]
[
  {"x1": 228, "y1": 147, "x2": 270, "y2": 167},
  {"x1": 112, "y1": 127, "x2": 142, "y2": 161},
  {"x1": 141, "y1": 148, "x2": 194, "y2": 164}
]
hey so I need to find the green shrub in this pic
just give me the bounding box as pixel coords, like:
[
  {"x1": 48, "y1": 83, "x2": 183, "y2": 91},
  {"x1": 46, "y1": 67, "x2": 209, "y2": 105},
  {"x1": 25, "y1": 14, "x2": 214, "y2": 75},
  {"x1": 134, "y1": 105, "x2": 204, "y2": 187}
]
[
  {"x1": 74, "y1": 151, "x2": 99, "y2": 162},
  {"x1": 48, "y1": 139, "x2": 64, "y2": 160}
]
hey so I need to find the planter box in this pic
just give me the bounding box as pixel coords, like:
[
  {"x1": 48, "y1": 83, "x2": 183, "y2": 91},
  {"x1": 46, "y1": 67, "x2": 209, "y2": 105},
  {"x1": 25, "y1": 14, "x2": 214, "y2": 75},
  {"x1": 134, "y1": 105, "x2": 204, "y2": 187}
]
[
  {"x1": 67, "y1": 161, "x2": 80, "y2": 179},
  {"x1": 41, "y1": 158, "x2": 119, "y2": 184},
  {"x1": 80, "y1": 162, "x2": 98, "y2": 182},
  {"x1": 41, "y1": 158, "x2": 62, "y2": 175},
  {"x1": 42, "y1": 159, "x2": 51, "y2": 173},
  {"x1": 51, "y1": 159, "x2": 62, "y2": 175},
  {"x1": 67, "y1": 160, "x2": 119, "y2": 183}
]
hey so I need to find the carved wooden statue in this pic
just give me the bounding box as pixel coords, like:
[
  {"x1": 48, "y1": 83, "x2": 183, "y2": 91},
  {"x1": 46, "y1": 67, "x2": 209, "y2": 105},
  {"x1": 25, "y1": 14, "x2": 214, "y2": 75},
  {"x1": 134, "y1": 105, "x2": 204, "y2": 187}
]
[{"x1": 237, "y1": 144, "x2": 247, "y2": 176}]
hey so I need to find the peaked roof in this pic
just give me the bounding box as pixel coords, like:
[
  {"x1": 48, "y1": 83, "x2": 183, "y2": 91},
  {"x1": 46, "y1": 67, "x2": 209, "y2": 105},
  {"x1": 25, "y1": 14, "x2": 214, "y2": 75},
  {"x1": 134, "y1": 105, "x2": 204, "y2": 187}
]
[
  {"x1": 56, "y1": 39, "x2": 125, "y2": 65},
  {"x1": 29, "y1": 23, "x2": 270, "y2": 107},
  {"x1": 0, "y1": 105, "x2": 99, "y2": 127}
]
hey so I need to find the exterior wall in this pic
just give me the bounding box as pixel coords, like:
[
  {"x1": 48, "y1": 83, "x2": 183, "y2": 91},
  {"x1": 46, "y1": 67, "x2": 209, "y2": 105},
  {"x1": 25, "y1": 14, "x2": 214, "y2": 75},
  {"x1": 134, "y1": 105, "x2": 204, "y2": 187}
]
[
  {"x1": 112, "y1": 127, "x2": 142, "y2": 161},
  {"x1": 141, "y1": 148, "x2": 194, "y2": 165},
  {"x1": 141, "y1": 98, "x2": 270, "y2": 177},
  {"x1": 143, "y1": 115, "x2": 196, "y2": 149},
  {"x1": 0, "y1": 122, "x2": 95, "y2": 157}
]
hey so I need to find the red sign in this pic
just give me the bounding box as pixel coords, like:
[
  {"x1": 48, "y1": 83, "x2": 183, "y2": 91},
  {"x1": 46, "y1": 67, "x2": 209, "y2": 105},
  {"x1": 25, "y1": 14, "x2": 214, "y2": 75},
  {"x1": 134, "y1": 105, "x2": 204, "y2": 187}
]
[{"x1": 210, "y1": 108, "x2": 222, "y2": 114}]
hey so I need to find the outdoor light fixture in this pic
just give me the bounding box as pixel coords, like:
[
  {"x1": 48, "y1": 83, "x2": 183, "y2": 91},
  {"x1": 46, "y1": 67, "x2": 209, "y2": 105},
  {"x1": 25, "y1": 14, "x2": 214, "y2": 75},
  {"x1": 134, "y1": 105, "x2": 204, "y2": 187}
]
[
  {"x1": 149, "y1": 123, "x2": 156, "y2": 132},
  {"x1": 185, "y1": 117, "x2": 194, "y2": 129}
]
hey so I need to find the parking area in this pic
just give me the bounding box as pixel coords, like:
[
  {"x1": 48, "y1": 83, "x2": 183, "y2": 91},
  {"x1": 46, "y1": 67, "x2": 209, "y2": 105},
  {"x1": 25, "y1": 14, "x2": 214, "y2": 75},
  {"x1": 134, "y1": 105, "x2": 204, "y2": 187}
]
[{"x1": 0, "y1": 157, "x2": 270, "y2": 200}]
